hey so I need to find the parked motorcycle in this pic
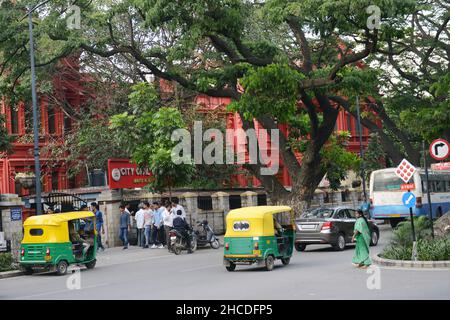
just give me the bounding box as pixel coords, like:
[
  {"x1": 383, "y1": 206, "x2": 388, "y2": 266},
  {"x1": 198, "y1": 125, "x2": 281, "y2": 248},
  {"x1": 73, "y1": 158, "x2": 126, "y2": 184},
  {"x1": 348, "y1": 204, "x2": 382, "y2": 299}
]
[
  {"x1": 169, "y1": 228, "x2": 197, "y2": 255},
  {"x1": 195, "y1": 220, "x2": 220, "y2": 249}
]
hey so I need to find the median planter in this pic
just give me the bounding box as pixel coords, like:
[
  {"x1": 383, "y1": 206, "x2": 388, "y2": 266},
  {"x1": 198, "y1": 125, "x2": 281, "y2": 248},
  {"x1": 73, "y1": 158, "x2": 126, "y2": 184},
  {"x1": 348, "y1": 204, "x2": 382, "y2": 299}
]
[{"x1": 372, "y1": 254, "x2": 450, "y2": 268}]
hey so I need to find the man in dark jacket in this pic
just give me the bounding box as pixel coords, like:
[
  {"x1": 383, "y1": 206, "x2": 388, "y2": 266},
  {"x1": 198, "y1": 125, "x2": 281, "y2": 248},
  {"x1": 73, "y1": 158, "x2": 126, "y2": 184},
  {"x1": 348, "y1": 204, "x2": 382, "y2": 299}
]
[{"x1": 172, "y1": 210, "x2": 192, "y2": 253}]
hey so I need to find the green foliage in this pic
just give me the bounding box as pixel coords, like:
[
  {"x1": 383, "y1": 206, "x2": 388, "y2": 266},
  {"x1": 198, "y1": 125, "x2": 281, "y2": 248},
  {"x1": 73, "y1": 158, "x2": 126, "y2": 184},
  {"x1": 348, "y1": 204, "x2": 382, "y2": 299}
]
[
  {"x1": 110, "y1": 84, "x2": 195, "y2": 193},
  {"x1": 381, "y1": 238, "x2": 450, "y2": 261},
  {"x1": 228, "y1": 63, "x2": 305, "y2": 122},
  {"x1": 363, "y1": 133, "x2": 386, "y2": 183},
  {"x1": 380, "y1": 216, "x2": 450, "y2": 261},
  {"x1": 320, "y1": 131, "x2": 361, "y2": 190},
  {"x1": 0, "y1": 114, "x2": 12, "y2": 153},
  {"x1": 0, "y1": 253, "x2": 13, "y2": 272}
]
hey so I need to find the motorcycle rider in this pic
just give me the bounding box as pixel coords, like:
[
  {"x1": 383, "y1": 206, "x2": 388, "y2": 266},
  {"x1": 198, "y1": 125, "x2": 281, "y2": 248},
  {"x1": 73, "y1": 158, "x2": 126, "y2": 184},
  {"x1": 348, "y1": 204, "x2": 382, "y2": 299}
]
[{"x1": 172, "y1": 210, "x2": 193, "y2": 254}]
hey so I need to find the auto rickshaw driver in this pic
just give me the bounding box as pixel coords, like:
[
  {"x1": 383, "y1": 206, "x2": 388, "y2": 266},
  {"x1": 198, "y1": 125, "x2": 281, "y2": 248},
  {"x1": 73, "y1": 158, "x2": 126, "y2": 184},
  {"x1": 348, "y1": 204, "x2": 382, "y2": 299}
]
[{"x1": 69, "y1": 221, "x2": 91, "y2": 259}]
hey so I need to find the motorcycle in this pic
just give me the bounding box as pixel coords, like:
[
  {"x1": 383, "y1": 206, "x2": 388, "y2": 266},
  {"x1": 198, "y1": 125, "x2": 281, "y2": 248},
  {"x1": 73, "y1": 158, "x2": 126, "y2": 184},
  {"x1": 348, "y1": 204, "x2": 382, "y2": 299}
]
[
  {"x1": 169, "y1": 228, "x2": 197, "y2": 255},
  {"x1": 195, "y1": 220, "x2": 220, "y2": 249}
]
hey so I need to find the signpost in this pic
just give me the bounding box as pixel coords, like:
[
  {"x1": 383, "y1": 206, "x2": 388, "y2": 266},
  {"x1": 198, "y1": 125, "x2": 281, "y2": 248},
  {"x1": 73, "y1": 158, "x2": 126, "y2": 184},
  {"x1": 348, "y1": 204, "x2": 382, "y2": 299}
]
[
  {"x1": 402, "y1": 191, "x2": 417, "y2": 261},
  {"x1": 10, "y1": 207, "x2": 22, "y2": 221}
]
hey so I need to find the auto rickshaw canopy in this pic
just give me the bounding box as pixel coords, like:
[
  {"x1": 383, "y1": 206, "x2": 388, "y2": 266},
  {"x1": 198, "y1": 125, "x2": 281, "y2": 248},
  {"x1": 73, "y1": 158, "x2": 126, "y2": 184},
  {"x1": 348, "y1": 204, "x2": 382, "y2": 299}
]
[
  {"x1": 22, "y1": 211, "x2": 95, "y2": 244},
  {"x1": 225, "y1": 206, "x2": 294, "y2": 237}
]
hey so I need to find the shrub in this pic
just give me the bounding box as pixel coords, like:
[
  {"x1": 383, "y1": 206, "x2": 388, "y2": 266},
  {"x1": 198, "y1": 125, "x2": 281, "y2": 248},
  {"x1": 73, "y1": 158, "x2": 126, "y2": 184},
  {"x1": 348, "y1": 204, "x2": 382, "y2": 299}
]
[
  {"x1": 0, "y1": 253, "x2": 13, "y2": 272},
  {"x1": 381, "y1": 238, "x2": 450, "y2": 261},
  {"x1": 391, "y1": 216, "x2": 433, "y2": 247}
]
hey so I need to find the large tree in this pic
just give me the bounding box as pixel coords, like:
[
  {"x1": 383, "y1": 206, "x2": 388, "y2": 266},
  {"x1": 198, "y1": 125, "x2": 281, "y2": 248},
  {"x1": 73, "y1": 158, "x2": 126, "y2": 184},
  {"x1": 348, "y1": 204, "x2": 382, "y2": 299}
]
[{"x1": 0, "y1": 0, "x2": 418, "y2": 211}]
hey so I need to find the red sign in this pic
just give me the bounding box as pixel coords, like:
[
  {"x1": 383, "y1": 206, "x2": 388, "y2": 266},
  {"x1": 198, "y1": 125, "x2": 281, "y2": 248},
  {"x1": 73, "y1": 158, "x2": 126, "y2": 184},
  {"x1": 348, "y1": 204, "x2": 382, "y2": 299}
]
[
  {"x1": 431, "y1": 162, "x2": 450, "y2": 170},
  {"x1": 107, "y1": 159, "x2": 154, "y2": 189},
  {"x1": 395, "y1": 159, "x2": 417, "y2": 183},
  {"x1": 401, "y1": 183, "x2": 415, "y2": 191},
  {"x1": 429, "y1": 139, "x2": 450, "y2": 161}
]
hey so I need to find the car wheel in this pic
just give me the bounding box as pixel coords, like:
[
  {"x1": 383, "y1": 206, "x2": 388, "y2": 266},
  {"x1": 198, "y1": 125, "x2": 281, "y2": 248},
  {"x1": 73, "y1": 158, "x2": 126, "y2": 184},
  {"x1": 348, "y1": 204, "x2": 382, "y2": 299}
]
[
  {"x1": 265, "y1": 255, "x2": 275, "y2": 271},
  {"x1": 370, "y1": 231, "x2": 379, "y2": 246},
  {"x1": 281, "y1": 257, "x2": 290, "y2": 265},
  {"x1": 85, "y1": 259, "x2": 96, "y2": 269},
  {"x1": 295, "y1": 243, "x2": 307, "y2": 252},
  {"x1": 210, "y1": 239, "x2": 220, "y2": 249},
  {"x1": 56, "y1": 260, "x2": 68, "y2": 275},
  {"x1": 226, "y1": 263, "x2": 236, "y2": 272},
  {"x1": 333, "y1": 234, "x2": 346, "y2": 251}
]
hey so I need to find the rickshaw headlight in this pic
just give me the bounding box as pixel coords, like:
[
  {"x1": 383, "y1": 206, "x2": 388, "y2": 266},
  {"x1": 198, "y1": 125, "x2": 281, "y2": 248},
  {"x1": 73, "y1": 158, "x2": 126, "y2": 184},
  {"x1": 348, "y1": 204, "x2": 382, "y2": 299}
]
[
  {"x1": 225, "y1": 243, "x2": 229, "y2": 250},
  {"x1": 21, "y1": 248, "x2": 25, "y2": 256},
  {"x1": 46, "y1": 248, "x2": 50, "y2": 256}
]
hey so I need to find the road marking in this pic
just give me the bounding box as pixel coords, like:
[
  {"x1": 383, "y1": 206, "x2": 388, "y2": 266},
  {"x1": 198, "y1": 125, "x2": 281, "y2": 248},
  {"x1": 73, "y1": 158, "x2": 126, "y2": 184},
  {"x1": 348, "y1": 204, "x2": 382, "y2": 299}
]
[{"x1": 12, "y1": 282, "x2": 110, "y2": 300}]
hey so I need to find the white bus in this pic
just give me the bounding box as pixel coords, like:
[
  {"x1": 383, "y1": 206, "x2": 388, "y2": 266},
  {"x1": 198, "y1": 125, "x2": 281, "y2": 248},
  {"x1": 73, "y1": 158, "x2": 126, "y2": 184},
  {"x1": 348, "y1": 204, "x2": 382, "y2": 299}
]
[{"x1": 369, "y1": 168, "x2": 450, "y2": 227}]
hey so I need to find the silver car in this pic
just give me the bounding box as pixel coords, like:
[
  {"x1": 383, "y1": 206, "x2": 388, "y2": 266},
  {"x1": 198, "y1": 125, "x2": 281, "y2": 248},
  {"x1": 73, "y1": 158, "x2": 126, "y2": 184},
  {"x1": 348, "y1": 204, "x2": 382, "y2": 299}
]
[{"x1": 295, "y1": 207, "x2": 379, "y2": 251}]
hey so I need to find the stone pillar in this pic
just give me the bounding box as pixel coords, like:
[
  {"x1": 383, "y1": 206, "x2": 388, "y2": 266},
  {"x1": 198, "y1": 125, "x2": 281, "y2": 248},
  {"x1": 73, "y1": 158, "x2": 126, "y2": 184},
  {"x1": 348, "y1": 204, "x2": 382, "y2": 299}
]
[
  {"x1": 97, "y1": 189, "x2": 123, "y2": 248},
  {"x1": 314, "y1": 190, "x2": 325, "y2": 206},
  {"x1": 0, "y1": 194, "x2": 24, "y2": 262},
  {"x1": 241, "y1": 191, "x2": 258, "y2": 207},
  {"x1": 332, "y1": 191, "x2": 342, "y2": 205},
  {"x1": 180, "y1": 192, "x2": 198, "y2": 225},
  {"x1": 212, "y1": 192, "x2": 230, "y2": 234}
]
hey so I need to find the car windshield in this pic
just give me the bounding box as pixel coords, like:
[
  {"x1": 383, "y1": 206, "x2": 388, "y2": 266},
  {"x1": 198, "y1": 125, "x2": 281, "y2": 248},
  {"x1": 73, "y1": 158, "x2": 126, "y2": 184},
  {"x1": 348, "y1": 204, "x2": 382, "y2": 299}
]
[{"x1": 301, "y1": 208, "x2": 334, "y2": 219}]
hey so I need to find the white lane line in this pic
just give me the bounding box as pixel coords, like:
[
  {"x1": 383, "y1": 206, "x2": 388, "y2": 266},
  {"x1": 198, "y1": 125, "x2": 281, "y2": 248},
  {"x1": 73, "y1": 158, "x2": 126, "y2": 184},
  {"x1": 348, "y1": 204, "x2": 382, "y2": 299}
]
[{"x1": 12, "y1": 282, "x2": 110, "y2": 300}]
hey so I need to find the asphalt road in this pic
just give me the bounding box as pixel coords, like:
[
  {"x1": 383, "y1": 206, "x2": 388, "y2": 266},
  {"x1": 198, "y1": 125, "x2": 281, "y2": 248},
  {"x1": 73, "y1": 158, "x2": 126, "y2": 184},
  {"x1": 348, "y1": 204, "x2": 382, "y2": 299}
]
[{"x1": 1, "y1": 225, "x2": 449, "y2": 300}]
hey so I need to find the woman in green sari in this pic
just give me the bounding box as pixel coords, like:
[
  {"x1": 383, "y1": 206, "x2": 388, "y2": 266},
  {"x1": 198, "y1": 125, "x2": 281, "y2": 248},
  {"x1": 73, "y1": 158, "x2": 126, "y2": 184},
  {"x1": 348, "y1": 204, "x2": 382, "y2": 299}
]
[{"x1": 351, "y1": 209, "x2": 372, "y2": 268}]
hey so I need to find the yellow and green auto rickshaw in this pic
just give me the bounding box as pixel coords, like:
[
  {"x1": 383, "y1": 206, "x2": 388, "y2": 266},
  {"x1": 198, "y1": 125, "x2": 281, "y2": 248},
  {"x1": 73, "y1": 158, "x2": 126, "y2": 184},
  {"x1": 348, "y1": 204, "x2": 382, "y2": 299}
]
[
  {"x1": 223, "y1": 206, "x2": 296, "y2": 271},
  {"x1": 20, "y1": 211, "x2": 97, "y2": 275}
]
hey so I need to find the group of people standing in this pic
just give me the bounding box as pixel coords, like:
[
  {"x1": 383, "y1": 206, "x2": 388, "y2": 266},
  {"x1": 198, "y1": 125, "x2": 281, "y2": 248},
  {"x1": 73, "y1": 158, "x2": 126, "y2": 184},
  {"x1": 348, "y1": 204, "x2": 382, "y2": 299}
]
[{"x1": 121, "y1": 199, "x2": 187, "y2": 251}]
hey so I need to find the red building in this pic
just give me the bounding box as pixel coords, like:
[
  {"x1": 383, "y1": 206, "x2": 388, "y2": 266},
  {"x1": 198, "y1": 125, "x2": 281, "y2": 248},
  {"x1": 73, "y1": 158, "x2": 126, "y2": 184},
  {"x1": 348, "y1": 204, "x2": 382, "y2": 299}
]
[{"x1": 0, "y1": 58, "x2": 91, "y2": 195}]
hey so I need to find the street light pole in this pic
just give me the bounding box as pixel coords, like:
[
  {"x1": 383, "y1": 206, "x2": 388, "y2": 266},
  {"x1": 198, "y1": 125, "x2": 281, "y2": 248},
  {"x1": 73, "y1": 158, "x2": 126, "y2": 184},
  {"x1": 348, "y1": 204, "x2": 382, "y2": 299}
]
[
  {"x1": 356, "y1": 96, "x2": 367, "y2": 202},
  {"x1": 26, "y1": 1, "x2": 51, "y2": 214}
]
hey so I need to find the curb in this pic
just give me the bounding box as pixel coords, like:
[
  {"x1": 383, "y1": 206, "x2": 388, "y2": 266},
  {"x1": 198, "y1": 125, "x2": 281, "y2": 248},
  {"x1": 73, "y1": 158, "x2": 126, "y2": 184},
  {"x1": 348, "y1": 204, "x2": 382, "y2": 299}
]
[
  {"x1": 372, "y1": 254, "x2": 450, "y2": 268},
  {"x1": 0, "y1": 270, "x2": 24, "y2": 279}
]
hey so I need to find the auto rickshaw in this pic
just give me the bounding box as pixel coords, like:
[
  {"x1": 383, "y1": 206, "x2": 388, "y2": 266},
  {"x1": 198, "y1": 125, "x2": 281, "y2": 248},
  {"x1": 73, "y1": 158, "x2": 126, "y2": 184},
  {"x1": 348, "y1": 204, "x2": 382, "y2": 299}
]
[
  {"x1": 223, "y1": 206, "x2": 296, "y2": 271},
  {"x1": 20, "y1": 211, "x2": 97, "y2": 275}
]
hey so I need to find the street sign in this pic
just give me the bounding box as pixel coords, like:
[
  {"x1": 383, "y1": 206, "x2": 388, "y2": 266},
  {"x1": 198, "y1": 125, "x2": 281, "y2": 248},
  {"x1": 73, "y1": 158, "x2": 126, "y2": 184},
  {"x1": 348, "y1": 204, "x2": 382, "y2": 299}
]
[
  {"x1": 395, "y1": 159, "x2": 417, "y2": 183},
  {"x1": 429, "y1": 138, "x2": 450, "y2": 161},
  {"x1": 431, "y1": 162, "x2": 450, "y2": 170},
  {"x1": 400, "y1": 183, "x2": 415, "y2": 191},
  {"x1": 10, "y1": 207, "x2": 22, "y2": 221},
  {"x1": 402, "y1": 192, "x2": 416, "y2": 208}
]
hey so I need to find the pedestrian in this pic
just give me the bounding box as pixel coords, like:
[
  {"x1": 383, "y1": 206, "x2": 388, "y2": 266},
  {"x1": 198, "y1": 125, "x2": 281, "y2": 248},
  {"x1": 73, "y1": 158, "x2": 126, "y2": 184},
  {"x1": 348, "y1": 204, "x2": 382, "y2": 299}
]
[
  {"x1": 351, "y1": 209, "x2": 372, "y2": 269},
  {"x1": 135, "y1": 203, "x2": 145, "y2": 248},
  {"x1": 91, "y1": 202, "x2": 105, "y2": 251},
  {"x1": 162, "y1": 201, "x2": 174, "y2": 251},
  {"x1": 152, "y1": 202, "x2": 164, "y2": 249},
  {"x1": 171, "y1": 199, "x2": 186, "y2": 219},
  {"x1": 143, "y1": 201, "x2": 153, "y2": 248},
  {"x1": 119, "y1": 205, "x2": 131, "y2": 249},
  {"x1": 173, "y1": 209, "x2": 193, "y2": 254}
]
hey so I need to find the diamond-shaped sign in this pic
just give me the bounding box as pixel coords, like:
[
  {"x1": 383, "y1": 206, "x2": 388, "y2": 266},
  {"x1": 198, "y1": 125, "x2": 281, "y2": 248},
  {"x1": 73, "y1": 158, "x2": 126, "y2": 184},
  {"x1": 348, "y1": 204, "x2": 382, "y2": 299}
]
[{"x1": 395, "y1": 159, "x2": 417, "y2": 183}]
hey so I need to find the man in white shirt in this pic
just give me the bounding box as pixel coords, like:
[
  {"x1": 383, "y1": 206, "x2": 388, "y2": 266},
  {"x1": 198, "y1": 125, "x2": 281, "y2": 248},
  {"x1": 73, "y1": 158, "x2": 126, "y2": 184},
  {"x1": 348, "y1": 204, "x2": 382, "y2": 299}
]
[
  {"x1": 171, "y1": 199, "x2": 186, "y2": 219},
  {"x1": 142, "y1": 201, "x2": 153, "y2": 248},
  {"x1": 162, "y1": 201, "x2": 174, "y2": 251},
  {"x1": 135, "y1": 203, "x2": 145, "y2": 248}
]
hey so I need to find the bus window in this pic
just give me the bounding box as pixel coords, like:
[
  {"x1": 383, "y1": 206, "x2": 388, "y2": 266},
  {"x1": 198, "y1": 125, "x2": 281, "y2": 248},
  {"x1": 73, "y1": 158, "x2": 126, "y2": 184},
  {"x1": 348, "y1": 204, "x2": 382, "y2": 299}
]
[{"x1": 373, "y1": 171, "x2": 403, "y2": 191}]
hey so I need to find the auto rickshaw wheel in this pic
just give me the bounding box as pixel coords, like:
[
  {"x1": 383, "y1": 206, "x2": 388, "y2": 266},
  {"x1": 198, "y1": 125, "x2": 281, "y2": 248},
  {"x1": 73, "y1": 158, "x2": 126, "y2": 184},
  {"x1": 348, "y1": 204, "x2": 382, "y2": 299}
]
[
  {"x1": 265, "y1": 255, "x2": 275, "y2": 271},
  {"x1": 226, "y1": 263, "x2": 236, "y2": 272},
  {"x1": 281, "y1": 257, "x2": 290, "y2": 265},
  {"x1": 85, "y1": 259, "x2": 96, "y2": 269},
  {"x1": 23, "y1": 267, "x2": 34, "y2": 275},
  {"x1": 56, "y1": 260, "x2": 68, "y2": 275}
]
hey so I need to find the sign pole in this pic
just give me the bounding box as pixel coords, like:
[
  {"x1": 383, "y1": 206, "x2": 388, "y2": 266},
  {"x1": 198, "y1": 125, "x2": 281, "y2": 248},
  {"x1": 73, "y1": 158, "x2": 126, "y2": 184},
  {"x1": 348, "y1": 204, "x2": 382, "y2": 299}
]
[
  {"x1": 422, "y1": 140, "x2": 435, "y2": 239},
  {"x1": 409, "y1": 202, "x2": 417, "y2": 261}
]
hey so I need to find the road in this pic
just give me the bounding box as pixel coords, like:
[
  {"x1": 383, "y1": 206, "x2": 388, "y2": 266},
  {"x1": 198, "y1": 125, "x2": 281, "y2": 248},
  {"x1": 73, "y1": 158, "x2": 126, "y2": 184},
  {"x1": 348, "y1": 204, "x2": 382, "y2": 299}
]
[{"x1": 1, "y1": 225, "x2": 449, "y2": 300}]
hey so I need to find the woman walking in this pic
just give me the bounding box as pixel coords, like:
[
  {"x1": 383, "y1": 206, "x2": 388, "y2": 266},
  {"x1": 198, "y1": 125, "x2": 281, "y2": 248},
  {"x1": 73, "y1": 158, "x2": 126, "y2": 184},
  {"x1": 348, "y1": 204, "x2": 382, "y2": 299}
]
[{"x1": 351, "y1": 209, "x2": 372, "y2": 269}]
